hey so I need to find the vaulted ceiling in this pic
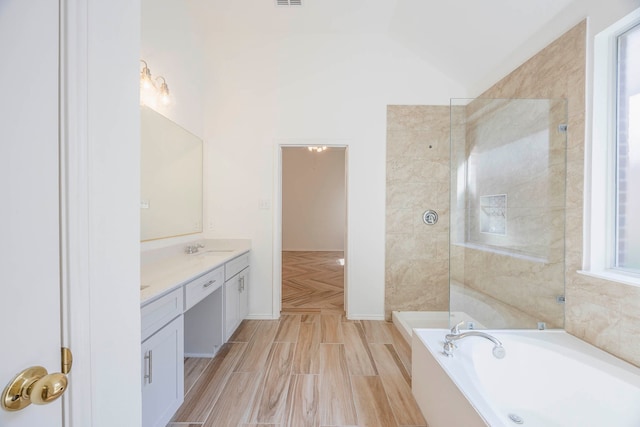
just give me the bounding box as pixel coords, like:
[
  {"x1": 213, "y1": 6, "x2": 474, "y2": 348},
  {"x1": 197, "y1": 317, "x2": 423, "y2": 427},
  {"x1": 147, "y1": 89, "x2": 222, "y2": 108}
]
[{"x1": 186, "y1": 0, "x2": 579, "y2": 94}]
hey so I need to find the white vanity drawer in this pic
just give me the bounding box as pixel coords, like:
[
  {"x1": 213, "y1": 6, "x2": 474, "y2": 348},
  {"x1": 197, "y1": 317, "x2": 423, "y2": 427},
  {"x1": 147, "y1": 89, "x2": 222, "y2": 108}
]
[
  {"x1": 225, "y1": 252, "x2": 249, "y2": 280},
  {"x1": 141, "y1": 288, "x2": 183, "y2": 342},
  {"x1": 184, "y1": 266, "x2": 224, "y2": 311}
]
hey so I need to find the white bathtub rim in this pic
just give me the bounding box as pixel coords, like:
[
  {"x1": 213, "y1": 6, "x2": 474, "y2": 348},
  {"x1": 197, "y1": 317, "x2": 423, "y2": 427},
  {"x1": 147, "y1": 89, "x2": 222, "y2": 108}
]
[
  {"x1": 391, "y1": 311, "x2": 449, "y2": 344},
  {"x1": 415, "y1": 328, "x2": 498, "y2": 426},
  {"x1": 413, "y1": 328, "x2": 640, "y2": 427}
]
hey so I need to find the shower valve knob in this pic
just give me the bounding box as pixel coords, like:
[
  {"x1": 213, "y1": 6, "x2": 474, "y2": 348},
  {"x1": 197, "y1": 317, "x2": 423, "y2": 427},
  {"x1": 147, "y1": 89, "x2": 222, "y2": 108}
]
[{"x1": 423, "y1": 210, "x2": 438, "y2": 225}]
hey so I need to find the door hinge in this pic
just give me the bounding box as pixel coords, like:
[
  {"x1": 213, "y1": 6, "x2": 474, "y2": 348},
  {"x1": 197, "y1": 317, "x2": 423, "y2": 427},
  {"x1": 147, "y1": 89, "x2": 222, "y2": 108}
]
[{"x1": 62, "y1": 347, "x2": 73, "y2": 375}]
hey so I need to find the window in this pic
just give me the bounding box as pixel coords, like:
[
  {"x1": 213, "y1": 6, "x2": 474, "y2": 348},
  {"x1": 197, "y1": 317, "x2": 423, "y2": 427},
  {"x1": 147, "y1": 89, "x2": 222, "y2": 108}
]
[
  {"x1": 587, "y1": 8, "x2": 640, "y2": 286},
  {"x1": 615, "y1": 23, "x2": 640, "y2": 272}
]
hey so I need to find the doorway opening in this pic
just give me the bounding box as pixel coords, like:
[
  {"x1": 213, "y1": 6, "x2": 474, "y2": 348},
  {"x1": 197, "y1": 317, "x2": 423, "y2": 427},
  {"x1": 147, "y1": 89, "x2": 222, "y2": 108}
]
[{"x1": 278, "y1": 145, "x2": 347, "y2": 316}]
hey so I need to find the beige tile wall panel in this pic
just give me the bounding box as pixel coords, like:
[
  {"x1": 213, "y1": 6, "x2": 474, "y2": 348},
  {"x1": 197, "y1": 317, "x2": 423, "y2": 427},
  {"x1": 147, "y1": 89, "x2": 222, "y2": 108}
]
[{"x1": 385, "y1": 106, "x2": 451, "y2": 319}]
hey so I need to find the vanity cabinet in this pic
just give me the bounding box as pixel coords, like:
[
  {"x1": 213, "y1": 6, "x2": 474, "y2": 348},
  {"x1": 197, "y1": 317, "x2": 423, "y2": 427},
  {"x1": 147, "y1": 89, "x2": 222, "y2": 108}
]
[
  {"x1": 224, "y1": 253, "x2": 250, "y2": 341},
  {"x1": 140, "y1": 246, "x2": 250, "y2": 426},
  {"x1": 141, "y1": 289, "x2": 184, "y2": 427}
]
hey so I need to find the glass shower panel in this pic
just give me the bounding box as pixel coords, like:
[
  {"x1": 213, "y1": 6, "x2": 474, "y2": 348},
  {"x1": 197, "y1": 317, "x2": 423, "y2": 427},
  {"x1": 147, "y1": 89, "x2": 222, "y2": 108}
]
[{"x1": 450, "y1": 98, "x2": 567, "y2": 329}]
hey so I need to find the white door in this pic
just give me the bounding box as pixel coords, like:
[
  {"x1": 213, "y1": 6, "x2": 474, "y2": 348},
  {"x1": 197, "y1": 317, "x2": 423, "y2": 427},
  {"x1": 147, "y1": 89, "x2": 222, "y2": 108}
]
[{"x1": 0, "y1": 0, "x2": 64, "y2": 426}]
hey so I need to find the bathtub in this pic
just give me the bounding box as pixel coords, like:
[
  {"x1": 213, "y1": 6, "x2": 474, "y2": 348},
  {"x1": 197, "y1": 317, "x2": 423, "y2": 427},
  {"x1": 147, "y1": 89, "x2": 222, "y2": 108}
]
[{"x1": 412, "y1": 328, "x2": 640, "y2": 427}]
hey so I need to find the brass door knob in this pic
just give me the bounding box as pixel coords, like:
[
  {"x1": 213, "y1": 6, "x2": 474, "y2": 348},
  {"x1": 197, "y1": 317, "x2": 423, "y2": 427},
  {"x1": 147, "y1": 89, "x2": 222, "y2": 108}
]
[
  {"x1": 29, "y1": 371, "x2": 68, "y2": 405},
  {"x1": 1, "y1": 366, "x2": 68, "y2": 411}
]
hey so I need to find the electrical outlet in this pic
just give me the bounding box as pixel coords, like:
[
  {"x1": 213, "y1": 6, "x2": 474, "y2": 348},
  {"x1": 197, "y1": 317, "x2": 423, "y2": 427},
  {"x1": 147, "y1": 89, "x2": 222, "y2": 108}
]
[{"x1": 258, "y1": 199, "x2": 271, "y2": 210}]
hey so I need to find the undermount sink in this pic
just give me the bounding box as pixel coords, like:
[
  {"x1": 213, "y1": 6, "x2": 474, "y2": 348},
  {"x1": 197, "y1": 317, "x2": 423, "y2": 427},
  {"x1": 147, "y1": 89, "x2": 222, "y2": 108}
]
[{"x1": 197, "y1": 249, "x2": 234, "y2": 255}]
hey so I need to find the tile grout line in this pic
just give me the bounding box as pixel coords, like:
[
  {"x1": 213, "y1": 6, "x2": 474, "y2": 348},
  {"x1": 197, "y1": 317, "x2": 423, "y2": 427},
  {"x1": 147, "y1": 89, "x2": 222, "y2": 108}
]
[
  {"x1": 200, "y1": 342, "x2": 249, "y2": 426},
  {"x1": 183, "y1": 357, "x2": 213, "y2": 397}
]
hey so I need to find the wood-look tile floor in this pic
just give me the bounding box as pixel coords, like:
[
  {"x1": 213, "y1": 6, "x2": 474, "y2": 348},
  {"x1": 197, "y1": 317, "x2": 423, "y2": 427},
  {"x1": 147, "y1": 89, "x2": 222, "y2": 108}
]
[
  {"x1": 168, "y1": 315, "x2": 426, "y2": 427},
  {"x1": 281, "y1": 251, "x2": 345, "y2": 315}
]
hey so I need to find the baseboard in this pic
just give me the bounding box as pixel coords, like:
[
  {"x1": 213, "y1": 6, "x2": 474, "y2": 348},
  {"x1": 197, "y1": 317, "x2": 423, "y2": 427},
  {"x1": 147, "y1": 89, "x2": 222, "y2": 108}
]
[
  {"x1": 282, "y1": 248, "x2": 345, "y2": 252},
  {"x1": 245, "y1": 314, "x2": 280, "y2": 320},
  {"x1": 346, "y1": 314, "x2": 386, "y2": 321},
  {"x1": 184, "y1": 352, "x2": 215, "y2": 358}
]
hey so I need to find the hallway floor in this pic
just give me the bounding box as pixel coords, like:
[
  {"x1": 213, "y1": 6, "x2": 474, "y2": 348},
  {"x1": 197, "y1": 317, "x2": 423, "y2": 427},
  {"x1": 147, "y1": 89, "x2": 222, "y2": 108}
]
[{"x1": 281, "y1": 251, "x2": 345, "y2": 314}]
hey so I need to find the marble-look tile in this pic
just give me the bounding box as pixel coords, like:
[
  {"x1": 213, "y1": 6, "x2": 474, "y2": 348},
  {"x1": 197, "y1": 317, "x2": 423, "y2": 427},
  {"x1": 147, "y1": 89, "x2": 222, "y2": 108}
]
[
  {"x1": 385, "y1": 233, "x2": 438, "y2": 261},
  {"x1": 385, "y1": 208, "x2": 414, "y2": 234},
  {"x1": 385, "y1": 258, "x2": 449, "y2": 318},
  {"x1": 386, "y1": 181, "x2": 446, "y2": 210},
  {"x1": 565, "y1": 299, "x2": 622, "y2": 355},
  {"x1": 386, "y1": 106, "x2": 450, "y2": 317},
  {"x1": 386, "y1": 158, "x2": 449, "y2": 184},
  {"x1": 386, "y1": 105, "x2": 450, "y2": 132},
  {"x1": 384, "y1": 259, "x2": 414, "y2": 288},
  {"x1": 386, "y1": 130, "x2": 447, "y2": 161},
  {"x1": 618, "y1": 314, "x2": 640, "y2": 367},
  {"x1": 386, "y1": 21, "x2": 640, "y2": 369}
]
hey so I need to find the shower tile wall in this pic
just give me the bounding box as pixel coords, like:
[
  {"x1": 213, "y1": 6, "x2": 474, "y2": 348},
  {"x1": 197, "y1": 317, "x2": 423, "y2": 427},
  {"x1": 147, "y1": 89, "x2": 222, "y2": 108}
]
[
  {"x1": 476, "y1": 20, "x2": 640, "y2": 366},
  {"x1": 385, "y1": 106, "x2": 450, "y2": 320}
]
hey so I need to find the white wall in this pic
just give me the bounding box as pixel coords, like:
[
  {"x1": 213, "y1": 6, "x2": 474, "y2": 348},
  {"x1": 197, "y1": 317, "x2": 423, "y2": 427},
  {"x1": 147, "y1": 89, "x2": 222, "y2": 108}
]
[
  {"x1": 141, "y1": 0, "x2": 205, "y2": 137},
  {"x1": 282, "y1": 147, "x2": 345, "y2": 251},
  {"x1": 141, "y1": 0, "x2": 207, "y2": 251},
  {"x1": 202, "y1": 31, "x2": 467, "y2": 319}
]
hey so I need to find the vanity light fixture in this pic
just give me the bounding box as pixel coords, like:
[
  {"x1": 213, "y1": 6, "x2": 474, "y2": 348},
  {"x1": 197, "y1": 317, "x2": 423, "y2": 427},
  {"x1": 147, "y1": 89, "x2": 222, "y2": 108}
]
[
  {"x1": 308, "y1": 146, "x2": 327, "y2": 152},
  {"x1": 140, "y1": 60, "x2": 154, "y2": 90},
  {"x1": 156, "y1": 76, "x2": 170, "y2": 106},
  {"x1": 139, "y1": 59, "x2": 171, "y2": 106}
]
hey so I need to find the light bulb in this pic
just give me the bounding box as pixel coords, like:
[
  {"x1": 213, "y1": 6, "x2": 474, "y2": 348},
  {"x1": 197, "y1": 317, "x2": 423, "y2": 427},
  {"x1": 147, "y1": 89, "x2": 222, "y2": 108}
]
[
  {"x1": 158, "y1": 79, "x2": 170, "y2": 105},
  {"x1": 140, "y1": 61, "x2": 154, "y2": 90}
]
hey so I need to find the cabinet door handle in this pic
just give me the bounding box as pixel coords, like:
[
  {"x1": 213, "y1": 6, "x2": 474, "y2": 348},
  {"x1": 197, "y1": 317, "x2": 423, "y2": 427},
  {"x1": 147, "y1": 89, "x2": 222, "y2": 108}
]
[
  {"x1": 239, "y1": 276, "x2": 245, "y2": 292},
  {"x1": 144, "y1": 350, "x2": 153, "y2": 384},
  {"x1": 203, "y1": 279, "x2": 216, "y2": 288}
]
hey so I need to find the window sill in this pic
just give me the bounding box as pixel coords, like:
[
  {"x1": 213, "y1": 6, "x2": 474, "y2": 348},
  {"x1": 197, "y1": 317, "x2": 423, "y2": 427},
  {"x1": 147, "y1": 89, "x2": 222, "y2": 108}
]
[{"x1": 577, "y1": 269, "x2": 640, "y2": 288}]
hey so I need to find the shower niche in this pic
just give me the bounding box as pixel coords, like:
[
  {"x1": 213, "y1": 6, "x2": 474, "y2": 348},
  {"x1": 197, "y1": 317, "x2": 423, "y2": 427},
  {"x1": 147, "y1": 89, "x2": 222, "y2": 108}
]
[{"x1": 479, "y1": 194, "x2": 506, "y2": 235}]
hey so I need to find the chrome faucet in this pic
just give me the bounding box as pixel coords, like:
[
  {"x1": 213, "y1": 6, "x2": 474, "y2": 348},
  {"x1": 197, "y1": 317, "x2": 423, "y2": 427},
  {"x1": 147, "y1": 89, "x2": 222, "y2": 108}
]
[
  {"x1": 185, "y1": 243, "x2": 205, "y2": 254},
  {"x1": 443, "y1": 322, "x2": 506, "y2": 359}
]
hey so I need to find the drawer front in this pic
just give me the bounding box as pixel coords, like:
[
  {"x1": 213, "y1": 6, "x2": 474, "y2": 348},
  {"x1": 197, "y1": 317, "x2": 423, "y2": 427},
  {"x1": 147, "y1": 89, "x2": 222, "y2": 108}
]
[
  {"x1": 225, "y1": 252, "x2": 250, "y2": 280},
  {"x1": 184, "y1": 266, "x2": 224, "y2": 311},
  {"x1": 141, "y1": 288, "x2": 183, "y2": 342}
]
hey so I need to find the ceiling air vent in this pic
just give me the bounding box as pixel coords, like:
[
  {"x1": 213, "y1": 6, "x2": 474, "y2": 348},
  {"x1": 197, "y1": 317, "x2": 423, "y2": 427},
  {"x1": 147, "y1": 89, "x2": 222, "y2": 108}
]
[{"x1": 276, "y1": 0, "x2": 302, "y2": 6}]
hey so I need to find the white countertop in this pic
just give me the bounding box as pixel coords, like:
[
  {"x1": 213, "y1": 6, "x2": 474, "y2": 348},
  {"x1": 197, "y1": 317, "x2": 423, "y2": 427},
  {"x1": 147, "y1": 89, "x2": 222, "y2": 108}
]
[{"x1": 140, "y1": 239, "x2": 251, "y2": 305}]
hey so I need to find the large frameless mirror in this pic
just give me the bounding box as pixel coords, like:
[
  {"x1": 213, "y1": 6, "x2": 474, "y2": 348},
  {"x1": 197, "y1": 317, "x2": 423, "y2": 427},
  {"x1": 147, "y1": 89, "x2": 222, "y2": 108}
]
[{"x1": 140, "y1": 106, "x2": 203, "y2": 242}]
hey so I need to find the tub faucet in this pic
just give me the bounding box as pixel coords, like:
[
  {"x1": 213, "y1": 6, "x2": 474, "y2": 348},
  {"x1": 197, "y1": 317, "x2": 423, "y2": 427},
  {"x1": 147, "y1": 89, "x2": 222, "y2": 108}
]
[{"x1": 444, "y1": 322, "x2": 506, "y2": 359}]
